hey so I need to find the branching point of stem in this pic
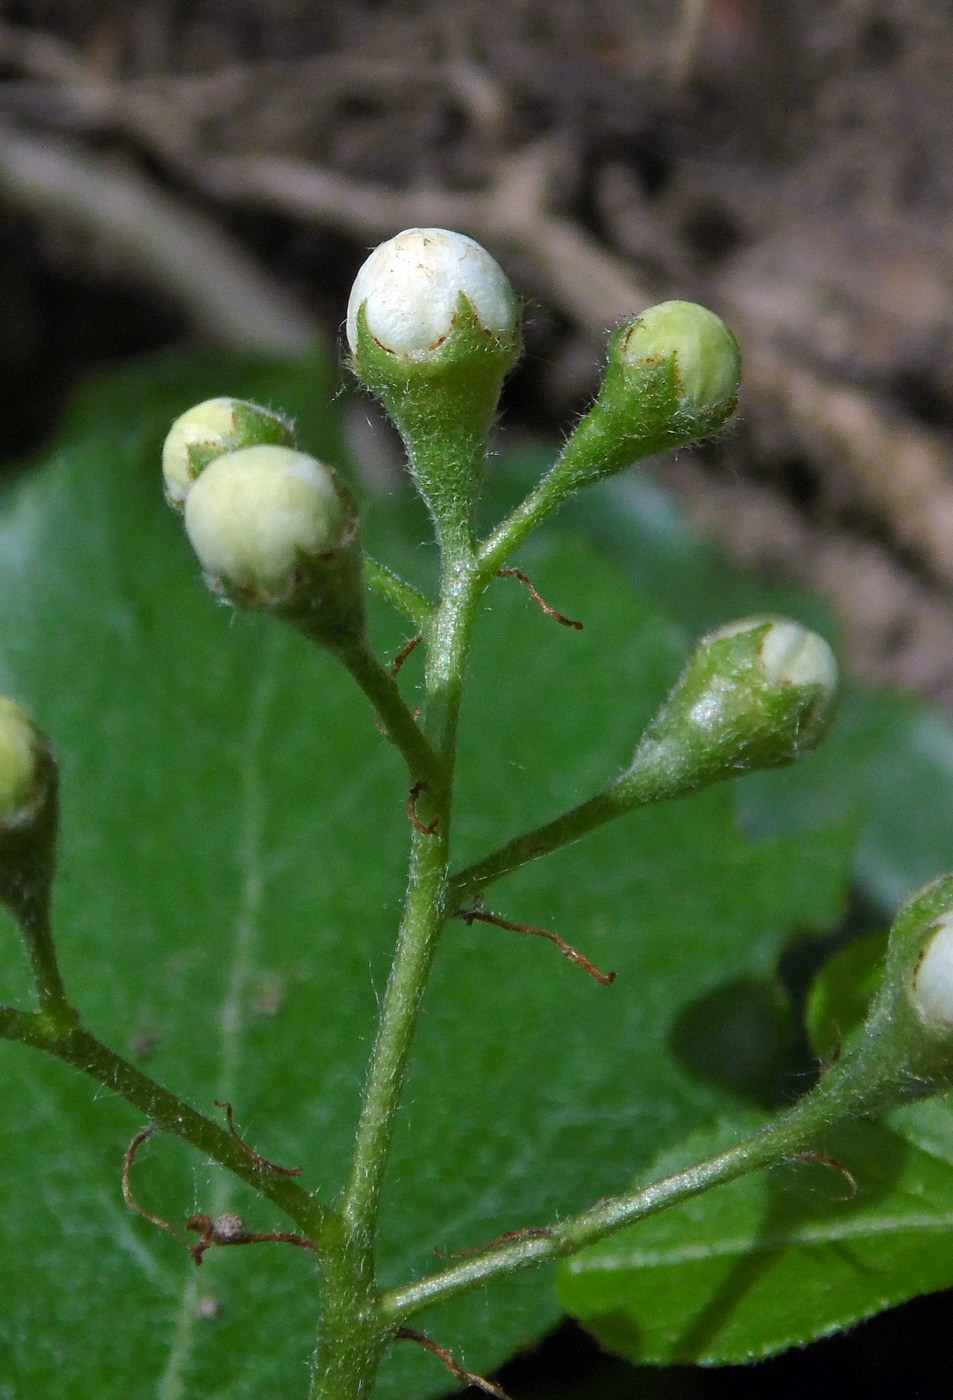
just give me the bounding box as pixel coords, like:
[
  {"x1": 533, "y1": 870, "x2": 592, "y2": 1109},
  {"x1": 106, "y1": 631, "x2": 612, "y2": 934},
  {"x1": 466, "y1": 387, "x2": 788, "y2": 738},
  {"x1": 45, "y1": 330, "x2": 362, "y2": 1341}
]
[
  {"x1": 456, "y1": 907, "x2": 617, "y2": 986},
  {"x1": 395, "y1": 1328, "x2": 512, "y2": 1400}
]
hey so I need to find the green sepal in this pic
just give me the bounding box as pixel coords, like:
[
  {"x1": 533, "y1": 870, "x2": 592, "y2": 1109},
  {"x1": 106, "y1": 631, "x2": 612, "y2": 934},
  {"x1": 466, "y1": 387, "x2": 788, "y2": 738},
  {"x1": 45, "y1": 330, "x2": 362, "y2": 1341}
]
[
  {"x1": 350, "y1": 297, "x2": 520, "y2": 537},
  {"x1": 855, "y1": 875, "x2": 953, "y2": 1100}
]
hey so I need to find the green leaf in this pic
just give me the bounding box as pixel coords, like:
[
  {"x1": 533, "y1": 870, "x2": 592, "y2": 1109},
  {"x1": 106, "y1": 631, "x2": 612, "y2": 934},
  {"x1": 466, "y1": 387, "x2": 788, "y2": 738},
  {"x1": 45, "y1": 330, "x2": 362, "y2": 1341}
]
[
  {"x1": 805, "y1": 929, "x2": 889, "y2": 1063},
  {"x1": 478, "y1": 455, "x2": 953, "y2": 1371},
  {"x1": 558, "y1": 1105, "x2": 953, "y2": 1365},
  {"x1": 0, "y1": 353, "x2": 856, "y2": 1396}
]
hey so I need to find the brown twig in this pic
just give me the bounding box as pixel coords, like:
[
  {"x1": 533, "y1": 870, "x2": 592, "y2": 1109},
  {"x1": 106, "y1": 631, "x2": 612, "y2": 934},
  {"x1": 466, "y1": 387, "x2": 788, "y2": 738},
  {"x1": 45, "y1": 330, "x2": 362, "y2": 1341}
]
[
  {"x1": 794, "y1": 1151, "x2": 858, "y2": 1202},
  {"x1": 0, "y1": 120, "x2": 316, "y2": 354},
  {"x1": 186, "y1": 1212, "x2": 315, "y2": 1267},
  {"x1": 121, "y1": 1125, "x2": 185, "y2": 1243},
  {"x1": 395, "y1": 1328, "x2": 512, "y2": 1400},
  {"x1": 498, "y1": 569, "x2": 582, "y2": 629},
  {"x1": 407, "y1": 781, "x2": 439, "y2": 836},
  {"x1": 457, "y1": 907, "x2": 616, "y2": 986},
  {"x1": 391, "y1": 634, "x2": 423, "y2": 678},
  {"x1": 214, "y1": 1099, "x2": 303, "y2": 1177}
]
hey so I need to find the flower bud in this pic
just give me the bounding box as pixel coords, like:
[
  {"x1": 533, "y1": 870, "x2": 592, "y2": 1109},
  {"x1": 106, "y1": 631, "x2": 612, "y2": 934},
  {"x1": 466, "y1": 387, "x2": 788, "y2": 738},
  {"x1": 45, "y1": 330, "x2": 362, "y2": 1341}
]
[
  {"x1": 346, "y1": 228, "x2": 519, "y2": 365},
  {"x1": 162, "y1": 397, "x2": 296, "y2": 510},
  {"x1": 623, "y1": 617, "x2": 838, "y2": 801},
  {"x1": 813, "y1": 877, "x2": 953, "y2": 1113},
  {"x1": 912, "y1": 913, "x2": 953, "y2": 1032},
  {"x1": 346, "y1": 229, "x2": 521, "y2": 532},
  {"x1": 618, "y1": 301, "x2": 741, "y2": 421},
  {"x1": 0, "y1": 698, "x2": 52, "y2": 830},
  {"x1": 0, "y1": 697, "x2": 57, "y2": 928},
  {"x1": 551, "y1": 301, "x2": 741, "y2": 492},
  {"x1": 183, "y1": 445, "x2": 364, "y2": 645}
]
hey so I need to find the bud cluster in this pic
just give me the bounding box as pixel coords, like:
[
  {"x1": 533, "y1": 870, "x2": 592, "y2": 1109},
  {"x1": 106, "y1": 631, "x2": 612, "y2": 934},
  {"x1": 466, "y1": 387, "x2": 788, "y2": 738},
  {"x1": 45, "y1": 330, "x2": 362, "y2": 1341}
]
[{"x1": 162, "y1": 401, "x2": 364, "y2": 645}]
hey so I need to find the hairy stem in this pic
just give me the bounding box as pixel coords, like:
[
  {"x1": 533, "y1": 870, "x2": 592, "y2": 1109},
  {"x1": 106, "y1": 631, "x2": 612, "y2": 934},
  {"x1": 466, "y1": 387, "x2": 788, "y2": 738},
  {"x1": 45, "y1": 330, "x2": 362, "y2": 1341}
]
[
  {"x1": 0, "y1": 1007, "x2": 331, "y2": 1245},
  {"x1": 341, "y1": 546, "x2": 478, "y2": 1250},
  {"x1": 334, "y1": 636, "x2": 444, "y2": 791},
  {"x1": 310, "y1": 537, "x2": 481, "y2": 1399},
  {"x1": 477, "y1": 463, "x2": 579, "y2": 581},
  {"x1": 364, "y1": 557, "x2": 433, "y2": 630},
  {"x1": 380, "y1": 1053, "x2": 880, "y2": 1324}
]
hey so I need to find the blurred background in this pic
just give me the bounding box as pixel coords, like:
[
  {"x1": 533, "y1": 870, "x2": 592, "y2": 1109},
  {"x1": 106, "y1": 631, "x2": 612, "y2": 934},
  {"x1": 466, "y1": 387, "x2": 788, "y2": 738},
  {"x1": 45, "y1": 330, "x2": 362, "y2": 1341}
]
[{"x1": 0, "y1": 1, "x2": 951, "y2": 1394}]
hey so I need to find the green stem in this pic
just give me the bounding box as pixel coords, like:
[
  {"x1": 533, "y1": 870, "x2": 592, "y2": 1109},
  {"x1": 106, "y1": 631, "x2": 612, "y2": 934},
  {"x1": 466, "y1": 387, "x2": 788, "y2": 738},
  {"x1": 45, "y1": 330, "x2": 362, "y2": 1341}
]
[
  {"x1": 19, "y1": 888, "x2": 77, "y2": 1033},
  {"x1": 477, "y1": 457, "x2": 584, "y2": 583},
  {"x1": 449, "y1": 740, "x2": 700, "y2": 906},
  {"x1": 0, "y1": 1007, "x2": 331, "y2": 1245},
  {"x1": 308, "y1": 540, "x2": 481, "y2": 1400},
  {"x1": 364, "y1": 558, "x2": 433, "y2": 630},
  {"x1": 334, "y1": 637, "x2": 444, "y2": 792},
  {"x1": 340, "y1": 550, "x2": 478, "y2": 1253},
  {"x1": 451, "y1": 788, "x2": 623, "y2": 907},
  {"x1": 340, "y1": 819, "x2": 452, "y2": 1254},
  {"x1": 380, "y1": 1053, "x2": 880, "y2": 1325}
]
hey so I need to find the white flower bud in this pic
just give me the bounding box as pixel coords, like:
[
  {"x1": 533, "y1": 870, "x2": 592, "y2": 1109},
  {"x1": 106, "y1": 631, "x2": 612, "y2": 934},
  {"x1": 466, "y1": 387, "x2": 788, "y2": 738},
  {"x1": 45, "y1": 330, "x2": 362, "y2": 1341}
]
[
  {"x1": 711, "y1": 617, "x2": 839, "y2": 698},
  {"x1": 913, "y1": 914, "x2": 953, "y2": 1031},
  {"x1": 625, "y1": 616, "x2": 838, "y2": 801},
  {"x1": 183, "y1": 445, "x2": 352, "y2": 605},
  {"x1": 346, "y1": 227, "x2": 518, "y2": 361},
  {"x1": 162, "y1": 397, "x2": 295, "y2": 509}
]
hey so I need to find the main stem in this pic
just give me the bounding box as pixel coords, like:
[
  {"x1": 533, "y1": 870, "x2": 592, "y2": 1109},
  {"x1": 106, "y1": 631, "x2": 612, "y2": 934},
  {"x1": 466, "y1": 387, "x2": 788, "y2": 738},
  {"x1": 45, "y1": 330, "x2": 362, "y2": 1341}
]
[{"x1": 311, "y1": 527, "x2": 480, "y2": 1399}]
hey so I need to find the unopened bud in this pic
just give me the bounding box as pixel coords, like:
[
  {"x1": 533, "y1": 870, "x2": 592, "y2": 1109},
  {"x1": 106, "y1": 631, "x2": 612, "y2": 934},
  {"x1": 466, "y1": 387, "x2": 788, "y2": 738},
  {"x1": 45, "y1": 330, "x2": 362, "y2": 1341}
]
[
  {"x1": 814, "y1": 876, "x2": 953, "y2": 1112},
  {"x1": 552, "y1": 301, "x2": 741, "y2": 492},
  {"x1": 347, "y1": 227, "x2": 519, "y2": 365},
  {"x1": 0, "y1": 698, "x2": 52, "y2": 830},
  {"x1": 0, "y1": 697, "x2": 57, "y2": 931},
  {"x1": 618, "y1": 301, "x2": 741, "y2": 422},
  {"x1": 624, "y1": 617, "x2": 838, "y2": 800},
  {"x1": 183, "y1": 445, "x2": 364, "y2": 644},
  {"x1": 913, "y1": 913, "x2": 953, "y2": 1033},
  {"x1": 162, "y1": 397, "x2": 296, "y2": 510},
  {"x1": 346, "y1": 229, "x2": 521, "y2": 530}
]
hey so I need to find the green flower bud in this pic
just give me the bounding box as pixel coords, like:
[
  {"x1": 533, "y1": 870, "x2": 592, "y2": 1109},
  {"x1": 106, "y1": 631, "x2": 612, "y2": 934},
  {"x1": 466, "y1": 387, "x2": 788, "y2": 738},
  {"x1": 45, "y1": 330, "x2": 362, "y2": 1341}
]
[
  {"x1": 162, "y1": 397, "x2": 296, "y2": 510},
  {"x1": 183, "y1": 445, "x2": 364, "y2": 645},
  {"x1": 346, "y1": 228, "x2": 521, "y2": 533},
  {"x1": 0, "y1": 698, "x2": 53, "y2": 830},
  {"x1": 552, "y1": 301, "x2": 741, "y2": 493},
  {"x1": 618, "y1": 301, "x2": 741, "y2": 421},
  {"x1": 623, "y1": 616, "x2": 838, "y2": 801},
  {"x1": 0, "y1": 697, "x2": 57, "y2": 933},
  {"x1": 813, "y1": 877, "x2": 953, "y2": 1114}
]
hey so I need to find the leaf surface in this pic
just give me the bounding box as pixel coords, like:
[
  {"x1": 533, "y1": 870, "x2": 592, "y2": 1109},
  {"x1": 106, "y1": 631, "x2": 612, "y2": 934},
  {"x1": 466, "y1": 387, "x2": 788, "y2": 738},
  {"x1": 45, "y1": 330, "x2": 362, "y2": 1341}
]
[{"x1": 0, "y1": 354, "x2": 880, "y2": 1397}]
